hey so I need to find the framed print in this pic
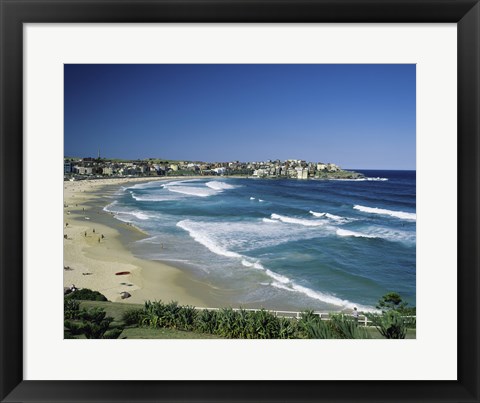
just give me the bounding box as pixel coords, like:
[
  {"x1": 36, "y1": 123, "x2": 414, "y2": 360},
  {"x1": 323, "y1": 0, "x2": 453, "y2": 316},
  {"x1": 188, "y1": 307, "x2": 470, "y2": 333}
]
[{"x1": 1, "y1": 0, "x2": 479, "y2": 402}]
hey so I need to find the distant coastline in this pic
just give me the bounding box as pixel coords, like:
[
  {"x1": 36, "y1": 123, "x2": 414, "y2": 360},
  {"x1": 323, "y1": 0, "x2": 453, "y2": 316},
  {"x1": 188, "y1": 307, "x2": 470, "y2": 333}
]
[{"x1": 64, "y1": 156, "x2": 365, "y2": 181}]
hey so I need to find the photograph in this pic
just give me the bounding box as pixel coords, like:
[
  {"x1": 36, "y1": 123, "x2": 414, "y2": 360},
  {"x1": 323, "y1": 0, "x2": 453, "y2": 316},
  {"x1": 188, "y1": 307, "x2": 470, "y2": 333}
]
[
  {"x1": 2, "y1": 0, "x2": 479, "y2": 400},
  {"x1": 63, "y1": 64, "x2": 416, "y2": 340}
]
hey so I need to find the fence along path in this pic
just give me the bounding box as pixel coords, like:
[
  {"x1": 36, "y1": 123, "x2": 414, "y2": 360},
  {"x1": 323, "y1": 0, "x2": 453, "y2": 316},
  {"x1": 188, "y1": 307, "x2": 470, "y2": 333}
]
[{"x1": 194, "y1": 306, "x2": 415, "y2": 327}]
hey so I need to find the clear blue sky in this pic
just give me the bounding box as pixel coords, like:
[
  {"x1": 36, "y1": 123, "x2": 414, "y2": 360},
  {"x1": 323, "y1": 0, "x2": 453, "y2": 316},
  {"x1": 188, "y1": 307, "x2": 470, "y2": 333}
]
[{"x1": 64, "y1": 64, "x2": 415, "y2": 170}]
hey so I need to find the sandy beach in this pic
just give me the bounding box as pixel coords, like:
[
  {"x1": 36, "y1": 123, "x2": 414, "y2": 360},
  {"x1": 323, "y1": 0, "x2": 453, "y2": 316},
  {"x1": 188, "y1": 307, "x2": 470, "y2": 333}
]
[{"x1": 63, "y1": 177, "x2": 222, "y2": 306}]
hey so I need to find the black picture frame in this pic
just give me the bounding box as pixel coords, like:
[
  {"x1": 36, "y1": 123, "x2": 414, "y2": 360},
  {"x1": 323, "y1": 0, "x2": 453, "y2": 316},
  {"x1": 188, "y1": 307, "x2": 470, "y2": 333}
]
[{"x1": 1, "y1": 1, "x2": 479, "y2": 402}]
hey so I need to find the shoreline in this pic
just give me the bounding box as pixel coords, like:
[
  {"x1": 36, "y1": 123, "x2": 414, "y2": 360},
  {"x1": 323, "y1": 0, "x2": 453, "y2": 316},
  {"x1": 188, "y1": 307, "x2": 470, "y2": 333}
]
[{"x1": 63, "y1": 176, "x2": 226, "y2": 307}]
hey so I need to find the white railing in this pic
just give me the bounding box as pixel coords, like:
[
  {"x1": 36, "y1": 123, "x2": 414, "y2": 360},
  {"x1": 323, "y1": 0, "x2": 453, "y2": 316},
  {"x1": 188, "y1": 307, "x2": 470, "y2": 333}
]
[{"x1": 193, "y1": 307, "x2": 416, "y2": 327}]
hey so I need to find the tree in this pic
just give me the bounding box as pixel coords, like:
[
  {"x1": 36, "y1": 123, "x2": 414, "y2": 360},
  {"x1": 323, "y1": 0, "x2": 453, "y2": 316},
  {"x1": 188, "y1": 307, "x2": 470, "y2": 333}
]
[{"x1": 376, "y1": 292, "x2": 408, "y2": 313}]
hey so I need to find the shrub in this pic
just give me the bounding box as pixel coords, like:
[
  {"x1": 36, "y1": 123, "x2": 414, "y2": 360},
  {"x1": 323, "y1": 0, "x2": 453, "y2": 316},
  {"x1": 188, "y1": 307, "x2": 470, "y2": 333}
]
[
  {"x1": 141, "y1": 300, "x2": 166, "y2": 328},
  {"x1": 278, "y1": 317, "x2": 298, "y2": 339},
  {"x1": 329, "y1": 314, "x2": 370, "y2": 339},
  {"x1": 195, "y1": 309, "x2": 219, "y2": 334},
  {"x1": 177, "y1": 305, "x2": 198, "y2": 331},
  {"x1": 121, "y1": 308, "x2": 144, "y2": 326},
  {"x1": 366, "y1": 311, "x2": 407, "y2": 339},
  {"x1": 64, "y1": 288, "x2": 108, "y2": 301},
  {"x1": 298, "y1": 310, "x2": 334, "y2": 339},
  {"x1": 64, "y1": 307, "x2": 123, "y2": 339},
  {"x1": 247, "y1": 309, "x2": 280, "y2": 339},
  {"x1": 64, "y1": 299, "x2": 80, "y2": 319},
  {"x1": 217, "y1": 308, "x2": 242, "y2": 338}
]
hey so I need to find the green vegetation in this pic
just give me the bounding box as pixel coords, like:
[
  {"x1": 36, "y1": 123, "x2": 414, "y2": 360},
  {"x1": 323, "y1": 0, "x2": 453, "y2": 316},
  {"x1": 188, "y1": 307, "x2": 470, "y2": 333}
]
[
  {"x1": 366, "y1": 310, "x2": 407, "y2": 339},
  {"x1": 64, "y1": 302, "x2": 123, "y2": 339},
  {"x1": 297, "y1": 311, "x2": 371, "y2": 339},
  {"x1": 65, "y1": 288, "x2": 108, "y2": 301},
  {"x1": 64, "y1": 290, "x2": 416, "y2": 339},
  {"x1": 315, "y1": 170, "x2": 364, "y2": 179},
  {"x1": 364, "y1": 292, "x2": 416, "y2": 338}
]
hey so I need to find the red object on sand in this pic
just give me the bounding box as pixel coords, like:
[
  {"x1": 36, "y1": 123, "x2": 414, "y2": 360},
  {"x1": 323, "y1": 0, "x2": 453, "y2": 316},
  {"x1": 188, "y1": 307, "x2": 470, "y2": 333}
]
[{"x1": 115, "y1": 271, "x2": 130, "y2": 275}]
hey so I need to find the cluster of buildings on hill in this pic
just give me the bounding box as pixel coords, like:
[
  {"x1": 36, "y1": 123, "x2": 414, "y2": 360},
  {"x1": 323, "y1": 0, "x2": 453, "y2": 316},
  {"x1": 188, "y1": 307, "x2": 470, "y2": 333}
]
[{"x1": 64, "y1": 157, "x2": 362, "y2": 180}]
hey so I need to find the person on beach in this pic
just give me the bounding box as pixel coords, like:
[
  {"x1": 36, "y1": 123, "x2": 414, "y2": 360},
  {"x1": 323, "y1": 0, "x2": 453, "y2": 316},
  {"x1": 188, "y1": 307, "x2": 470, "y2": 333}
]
[{"x1": 352, "y1": 307, "x2": 359, "y2": 323}]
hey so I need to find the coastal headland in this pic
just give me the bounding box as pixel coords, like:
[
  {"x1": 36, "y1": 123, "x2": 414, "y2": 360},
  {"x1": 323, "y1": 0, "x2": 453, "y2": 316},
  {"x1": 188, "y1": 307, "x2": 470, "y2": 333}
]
[{"x1": 63, "y1": 177, "x2": 227, "y2": 306}]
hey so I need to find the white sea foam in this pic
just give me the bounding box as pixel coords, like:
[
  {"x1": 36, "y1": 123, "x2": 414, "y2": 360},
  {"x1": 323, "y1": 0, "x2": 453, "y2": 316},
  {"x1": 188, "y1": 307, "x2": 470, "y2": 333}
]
[
  {"x1": 103, "y1": 201, "x2": 118, "y2": 212},
  {"x1": 241, "y1": 260, "x2": 292, "y2": 284},
  {"x1": 250, "y1": 197, "x2": 255, "y2": 200},
  {"x1": 205, "y1": 181, "x2": 237, "y2": 191},
  {"x1": 262, "y1": 218, "x2": 279, "y2": 224},
  {"x1": 270, "y1": 213, "x2": 325, "y2": 227},
  {"x1": 241, "y1": 259, "x2": 265, "y2": 271},
  {"x1": 176, "y1": 220, "x2": 242, "y2": 258},
  {"x1": 354, "y1": 205, "x2": 416, "y2": 220},
  {"x1": 366, "y1": 227, "x2": 416, "y2": 244},
  {"x1": 328, "y1": 177, "x2": 388, "y2": 182},
  {"x1": 175, "y1": 218, "x2": 376, "y2": 310},
  {"x1": 167, "y1": 186, "x2": 217, "y2": 197},
  {"x1": 265, "y1": 269, "x2": 290, "y2": 284},
  {"x1": 128, "y1": 211, "x2": 150, "y2": 220},
  {"x1": 242, "y1": 258, "x2": 365, "y2": 307},
  {"x1": 136, "y1": 235, "x2": 162, "y2": 244},
  {"x1": 336, "y1": 229, "x2": 377, "y2": 238},
  {"x1": 131, "y1": 193, "x2": 174, "y2": 202},
  {"x1": 258, "y1": 199, "x2": 265, "y2": 202},
  {"x1": 309, "y1": 210, "x2": 349, "y2": 222},
  {"x1": 270, "y1": 281, "x2": 374, "y2": 310},
  {"x1": 127, "y1": 181, "x2": 163, "y2": 190}
]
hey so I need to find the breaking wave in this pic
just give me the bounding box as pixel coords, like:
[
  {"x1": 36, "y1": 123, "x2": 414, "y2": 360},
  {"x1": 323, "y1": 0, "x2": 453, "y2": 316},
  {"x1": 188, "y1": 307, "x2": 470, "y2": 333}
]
[
  {"x1": 309, "y1": 210, "x2": 350, "y2": 223},
  {"x1": 270, "y1": 213, "x2": 326, "y2": 227},
  {"x1": 176, "y1": 220, "x2": 242, "y2": 258},
  {"x1": 354, "y1": 205, "x2": 416, "y2": 220},
  {"x1": 336, "y1": 229, "x2": 377, "y2": 238}
]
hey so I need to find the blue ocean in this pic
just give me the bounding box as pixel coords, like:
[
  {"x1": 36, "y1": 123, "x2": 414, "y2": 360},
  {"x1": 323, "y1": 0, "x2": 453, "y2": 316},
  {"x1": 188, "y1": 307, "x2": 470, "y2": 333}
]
[{"x1": 105, "y1": 170, "x2": 416, "y2": 312}]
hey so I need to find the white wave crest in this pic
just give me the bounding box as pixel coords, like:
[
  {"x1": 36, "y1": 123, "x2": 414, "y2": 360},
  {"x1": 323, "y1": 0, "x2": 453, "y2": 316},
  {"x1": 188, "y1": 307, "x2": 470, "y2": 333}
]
[
  {"x1": 354, "y1": 205, "x2": 416, "y2": 220},
  {"x1": 176, "y1": 220, "x2": 242, "y2": 258},
  {"x1": 270, "y1": 213, "x2": 325, "y2": 227},
  {"x1": 259, "y1": 199, "x2": 265, "y2": 202},
  {"x1": 262, "y1": 218, "x2": 279, "y2": 224},
  {"x1": 309, "y1": 210, "x2": 349, "y2": 222},
  {"x1": 127, "y1": 181, "x2": 163, "y2": 190},
  {"x1": 131, "y1": 193, "x2": 173, "y2": 202},
  {"x1": 270, "y1": 281, "x2": 369, "y2": 310},
  {"x1": 241, "y1": 260, "x2": 291, "y2": 284},
  {"x1": 336, "y1": 229, "x2": 377, "y2": 238},
  {"x1": 241, "y1": 259, "x2": 264, "y2": 271},
  {"x1": 167, "y1": 186, "x2": 217, "y2": 197},
  {"x1": 265, "y1": 269, "x2": 290, "y2": 284},
  {"x1": 250, "y1": 197, "x2": 255, "y2": 200},
  {"x1": 328, "y1": 177, "x2": 388, "y2": 182},
  {"x1": 205, "y1": 181, "x2": 237, "y2": 191},
  {"x1": 129, "y1": 211, "x2": 150, "y2": 220},
  {"x1": 103, "y1": 201, "x2": 118, "y2": 212}
]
